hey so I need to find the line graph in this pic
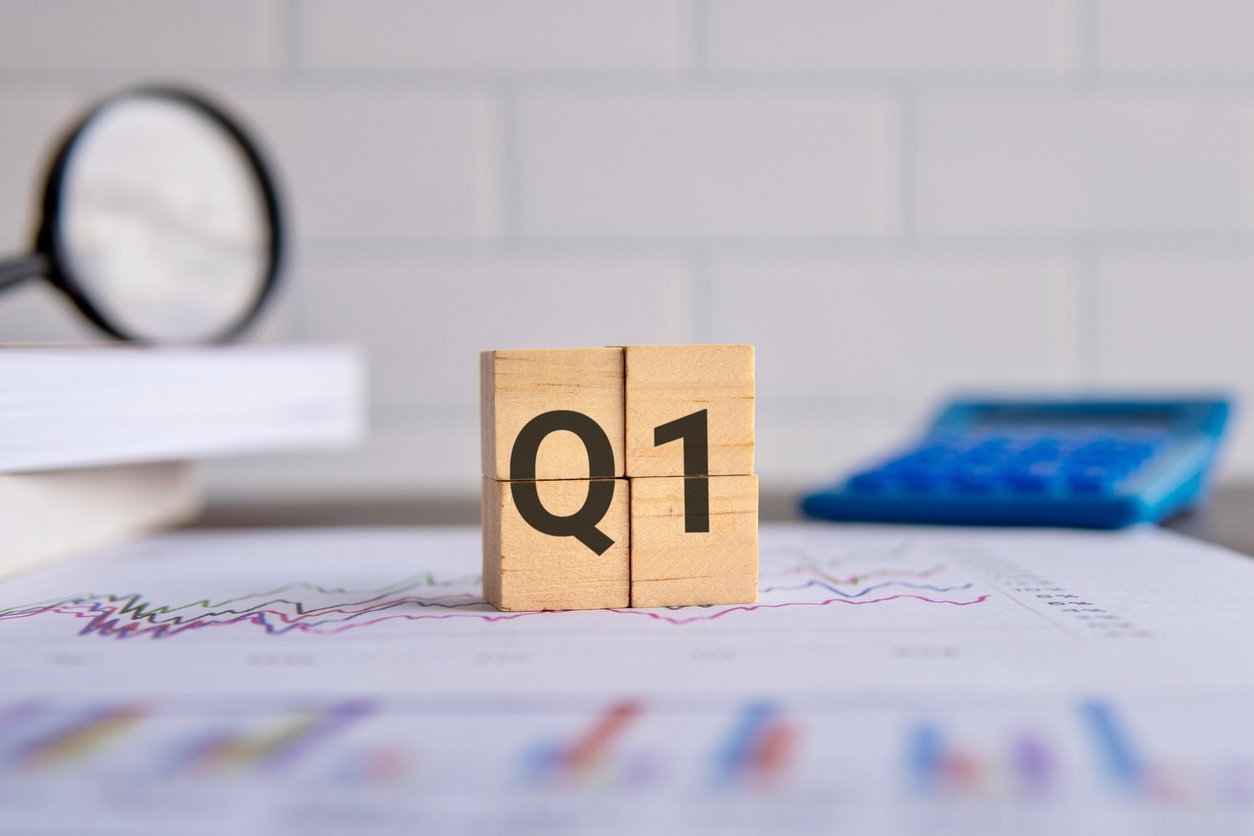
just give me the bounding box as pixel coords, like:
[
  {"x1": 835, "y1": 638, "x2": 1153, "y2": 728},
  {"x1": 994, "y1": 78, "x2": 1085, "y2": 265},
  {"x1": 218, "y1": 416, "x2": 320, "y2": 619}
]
[{"x1": 0, "y1": 535, "x2": 991, "y2": 640}]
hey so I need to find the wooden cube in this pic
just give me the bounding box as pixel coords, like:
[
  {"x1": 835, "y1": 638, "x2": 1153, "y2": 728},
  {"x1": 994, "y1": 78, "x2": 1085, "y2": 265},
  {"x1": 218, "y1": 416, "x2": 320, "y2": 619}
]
[
  {"x1": 629, "y1": 474, "x2": 758, "y2": 608},
  {"x1": 482, "y1": 476, "x2": 630, "y2": 611},
  {"x1": 624, "y1": 345, "x2": 754, "y2": 478},
  {"x1": 481, "y1": 348, "x2": 625, "y2": 481}
]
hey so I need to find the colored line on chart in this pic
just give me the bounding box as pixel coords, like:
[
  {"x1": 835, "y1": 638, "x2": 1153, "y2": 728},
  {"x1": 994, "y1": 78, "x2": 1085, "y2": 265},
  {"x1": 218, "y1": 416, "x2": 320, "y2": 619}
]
[
  {"x1": 713, "y1": 702, "x2": 795, "y2": 791},
  {"x1": 10, "y1": 703, "x2": 144, "y2": 771},
  {"x1": 560, "y1": 699, "x2": 642, "y2": 783},
  {"x1": 760, "y1": 561, "x2": 949, "y2": 590},
  {"x1": 0, "y1": 567, "x2": 989, "y2": 639},
  {"x1": 906, "y1": 721, "x2": 1057, "y2": 799},
  {"x1": 760, "y1": 577, "x2": 978, "y2": 598},
  {"x1": 609, "y1": 592, "x2": 990, "y2": 626},
  {"x1": 906, "y1": 721, "x2": 988, "y2": 797},
  {"x1": 181, "y1": 700, "x2": 372, "y2": 776},
  {"x1": 1080, "y1": 699, "x2": 1254, "y2": 805},
  {"x1": 524, "y1": 700, "x2": 643, "y2": 788},
  {"x1": 1080, "y1": 699, "x2": 1141, "y2": 792}
]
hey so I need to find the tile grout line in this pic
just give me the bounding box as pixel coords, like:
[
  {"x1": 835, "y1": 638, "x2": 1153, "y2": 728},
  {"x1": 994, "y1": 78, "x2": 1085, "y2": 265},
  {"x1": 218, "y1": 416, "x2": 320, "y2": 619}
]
[
  {"x1": 281, "y1": 0, "x2": 303, "y2": 79},
  {"x1": 689, "y1": 0, "x2": 711, "y2": 78},
  {"x1": 497, "y1": 82, "x2": 521, "y2": 246},
  {"x1": 1077, "y1": 0, "x2": 1099, "y2": 84}
]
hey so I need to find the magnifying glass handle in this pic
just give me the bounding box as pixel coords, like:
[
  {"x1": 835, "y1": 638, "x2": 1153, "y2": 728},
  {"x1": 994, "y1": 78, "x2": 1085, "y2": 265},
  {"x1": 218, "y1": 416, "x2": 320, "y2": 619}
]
[{"x1": 0, "y1": 253, "x2": 50, "y2": 292}]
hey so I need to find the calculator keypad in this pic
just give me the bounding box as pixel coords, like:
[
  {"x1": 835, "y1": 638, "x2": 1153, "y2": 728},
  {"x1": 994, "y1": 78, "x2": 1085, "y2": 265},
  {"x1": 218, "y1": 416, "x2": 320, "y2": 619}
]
[{"x1": 847, "y1": 433, "x2": 1167, "y2": 497}]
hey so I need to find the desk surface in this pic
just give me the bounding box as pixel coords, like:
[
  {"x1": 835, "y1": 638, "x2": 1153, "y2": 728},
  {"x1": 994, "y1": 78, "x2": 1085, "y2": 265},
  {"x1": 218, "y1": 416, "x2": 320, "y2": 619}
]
[{"x1": 198, "y1": 486, "x2": 1254, "y2": 556}]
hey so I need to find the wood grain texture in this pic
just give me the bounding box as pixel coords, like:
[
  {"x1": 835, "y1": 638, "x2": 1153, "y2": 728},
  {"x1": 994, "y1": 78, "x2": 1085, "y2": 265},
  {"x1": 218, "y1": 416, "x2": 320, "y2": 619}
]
[
  {"x1": 629, "y1": 473, "x2": 758, "y2": 608},
  {"x1": 482, "y1": 476, "x2": 630, "y2": 611},
  {"x1": 481, "y1": 348, "x2": 625, "y2": 480},
  {"x1": 624, "y1": 344, "x2": 754, "y2": 477}
]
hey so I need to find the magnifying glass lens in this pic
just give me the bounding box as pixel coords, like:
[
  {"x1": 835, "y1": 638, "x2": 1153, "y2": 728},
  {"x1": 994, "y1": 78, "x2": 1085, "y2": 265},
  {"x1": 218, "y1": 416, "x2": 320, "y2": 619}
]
[{"x1": 57, "y1": 94, "x2": 272, "y2": 343}]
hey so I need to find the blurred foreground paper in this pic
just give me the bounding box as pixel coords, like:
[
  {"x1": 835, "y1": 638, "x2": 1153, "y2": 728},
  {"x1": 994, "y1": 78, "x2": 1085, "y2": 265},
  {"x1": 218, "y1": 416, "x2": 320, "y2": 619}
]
[{"x1": 2, "y1": 523, "x2": 1254, "y2": 834}]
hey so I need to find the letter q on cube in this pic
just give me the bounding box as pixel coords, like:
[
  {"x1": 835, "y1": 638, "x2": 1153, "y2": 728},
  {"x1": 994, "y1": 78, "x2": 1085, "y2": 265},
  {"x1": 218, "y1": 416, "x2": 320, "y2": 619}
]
[{"x1": 481, "y1": 345, "x2": 757, "y2": 612}]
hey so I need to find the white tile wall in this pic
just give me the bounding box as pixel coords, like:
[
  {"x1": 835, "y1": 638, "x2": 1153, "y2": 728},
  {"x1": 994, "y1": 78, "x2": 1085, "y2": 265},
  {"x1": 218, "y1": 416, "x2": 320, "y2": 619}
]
[
  {"x1": 1, "y1": 0, "x2": 1253, "y2": 499},
  {"x1": 917, "y1": 95, "x2": 1254, "y2": 238},
  {"x1": 1095, "y1": 251, "x2": 1254, "y2": 477},
  {"x1": 0, "y1": 282, "x2": 91, "y2": 343},
  {"x1": 708, "y1": 0, "x2": 1080, "y2": 76},
  {"x1": 204, "y1": 415, "x2": 476, "y2": 500},
  {"x1": 301, "y1": 0, "x2": 690, "y2": 75},
  {"x1": 707, "y1": 254, "x2": 1080, "y2": 403},
  {"x1": 0, "y1": 88, "x2": 79, "y2": 251},
  {"x1": 518, "y1": 90, "x2": 897, "y2": 239},
  {"x1": 755, "y1": 405, "x2": 923, "y2": 491},
  {"x1": 1095, "y1": 252, "x2": 1254, "y2": 386},
  {"x1": 227, "y1": 87, "x2": 502, "y2": 243},
  {"x1": 0, "y1": 1, "x2": 283, "y2": 73},
  {"x1": 299, "y1": 252, "x2": 692, "y2": 410},
  {"x1": 1096, "y1": 0, "x2": 1254, "y2": 76}
]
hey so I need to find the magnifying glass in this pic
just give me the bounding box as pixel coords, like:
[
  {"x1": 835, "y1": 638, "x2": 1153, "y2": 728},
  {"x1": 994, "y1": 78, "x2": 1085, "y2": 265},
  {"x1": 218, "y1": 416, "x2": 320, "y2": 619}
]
[{"x1": 0, "y1": 86, "x2": 282, "y2": 343}]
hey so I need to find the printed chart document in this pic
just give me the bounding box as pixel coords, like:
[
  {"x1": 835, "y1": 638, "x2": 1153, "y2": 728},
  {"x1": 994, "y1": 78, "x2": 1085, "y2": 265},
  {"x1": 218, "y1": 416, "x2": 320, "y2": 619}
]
[{"x1": 2, "y1": 523, "x2": 1254, "y2": 835}]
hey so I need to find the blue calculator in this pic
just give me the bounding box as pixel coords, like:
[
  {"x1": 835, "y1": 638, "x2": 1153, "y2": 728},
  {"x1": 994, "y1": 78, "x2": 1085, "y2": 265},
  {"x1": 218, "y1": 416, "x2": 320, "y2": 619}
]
[{"x1": 800, "y1": 396, "x2": 1232, "y2": 529}]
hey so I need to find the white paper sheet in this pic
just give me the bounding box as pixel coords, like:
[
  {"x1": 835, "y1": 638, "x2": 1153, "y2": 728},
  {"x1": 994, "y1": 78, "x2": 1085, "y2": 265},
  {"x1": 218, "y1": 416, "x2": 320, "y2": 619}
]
[{"x1": 2, "y1": 523, "x2": 1253, "y2": 834}]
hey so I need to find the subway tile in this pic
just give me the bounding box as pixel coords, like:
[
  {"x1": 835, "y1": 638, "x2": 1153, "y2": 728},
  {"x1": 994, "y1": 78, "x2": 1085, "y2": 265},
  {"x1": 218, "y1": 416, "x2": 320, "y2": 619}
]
[
  {"x1": 0, "y1": 89, "x2": 79, "y2": 252},
  {"x1": 204, "y1": 413, "x2": 478, "y2": 499},
  {"x1": 708, "y1": 254, "x2": 1080, "y2": 404},
  {"x1": 299, "y1": 251, "x2": 692, "y2": 409},
  {"x1": 0, "y1": 89, "x2": 95, "y2": 344},
  {"x1": 710, "y1": 0, "x2": 1079, "y2": 76},
  {"x1": 917, "y1": 94, "x2": 1254, "y2": 238},
  {"x1": 755, "y1": 405, "x2": 922, "y2": 491},
  {"x1": 518, "y1": 90, "x2": 896, "y2": 239},
  {"x1": 0, "y1": 283, "x2": 95, "y2": 343},
  {"x1": 1095, "y1": 252, "x2": 1254, "y2": 478},
  {"x1": 301, "y1": 0, "x2": 688, "y2": 74},
  {"x1": 1095, "y1": 252, "x2": 1254, "y2": 386},
  {"x1": 1098, "y1": 0, "x2": 1254, "y2": 76},
  {"x1": 226, "y1": 87, "x2": 501, "y2": 243},
  {"x1": 0, "y1": 0, "x2": 282, "y2": 73}
]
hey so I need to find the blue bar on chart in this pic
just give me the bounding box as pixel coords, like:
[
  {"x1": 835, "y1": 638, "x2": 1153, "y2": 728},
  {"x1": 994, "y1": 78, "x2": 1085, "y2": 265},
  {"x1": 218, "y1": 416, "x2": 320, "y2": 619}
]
[
  {"x1": 1079, "y1": 699, "x2": 1141, "y2": 793},
  {"x1": 711, "y1": 702, "x2": 794, "y2": 791}
]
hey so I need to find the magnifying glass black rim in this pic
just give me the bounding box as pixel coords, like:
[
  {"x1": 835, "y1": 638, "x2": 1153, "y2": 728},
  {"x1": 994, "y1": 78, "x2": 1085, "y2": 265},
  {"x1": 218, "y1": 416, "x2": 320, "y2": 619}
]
[{"x1": 36, "y1": 84, "x2": 284, "y2": 343}]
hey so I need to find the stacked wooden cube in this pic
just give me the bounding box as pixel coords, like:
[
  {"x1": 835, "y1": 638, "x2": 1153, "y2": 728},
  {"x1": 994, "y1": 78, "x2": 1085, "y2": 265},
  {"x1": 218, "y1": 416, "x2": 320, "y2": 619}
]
[{"x1": 481, "y1": 345, "x2": 758, "y2": 611}]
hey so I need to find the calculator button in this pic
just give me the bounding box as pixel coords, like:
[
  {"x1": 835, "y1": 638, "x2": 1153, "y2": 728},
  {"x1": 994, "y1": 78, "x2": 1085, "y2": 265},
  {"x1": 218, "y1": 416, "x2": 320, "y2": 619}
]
[
  {"x1": 963, "y1": 449, "x2": 1006, "y2": 467},
  {"x1": 901, "y1": 471, "x2": 946, "y2": 493},
  {"x1": 1008, "y1": 462, "x2": 1064, "y2": 493},
  {"x1": 953, "y1": 468, "x2": 998, "y2": 493},
  {"x1": 1009, "y1": 476, "x2": 1053, "y2": 493}
]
